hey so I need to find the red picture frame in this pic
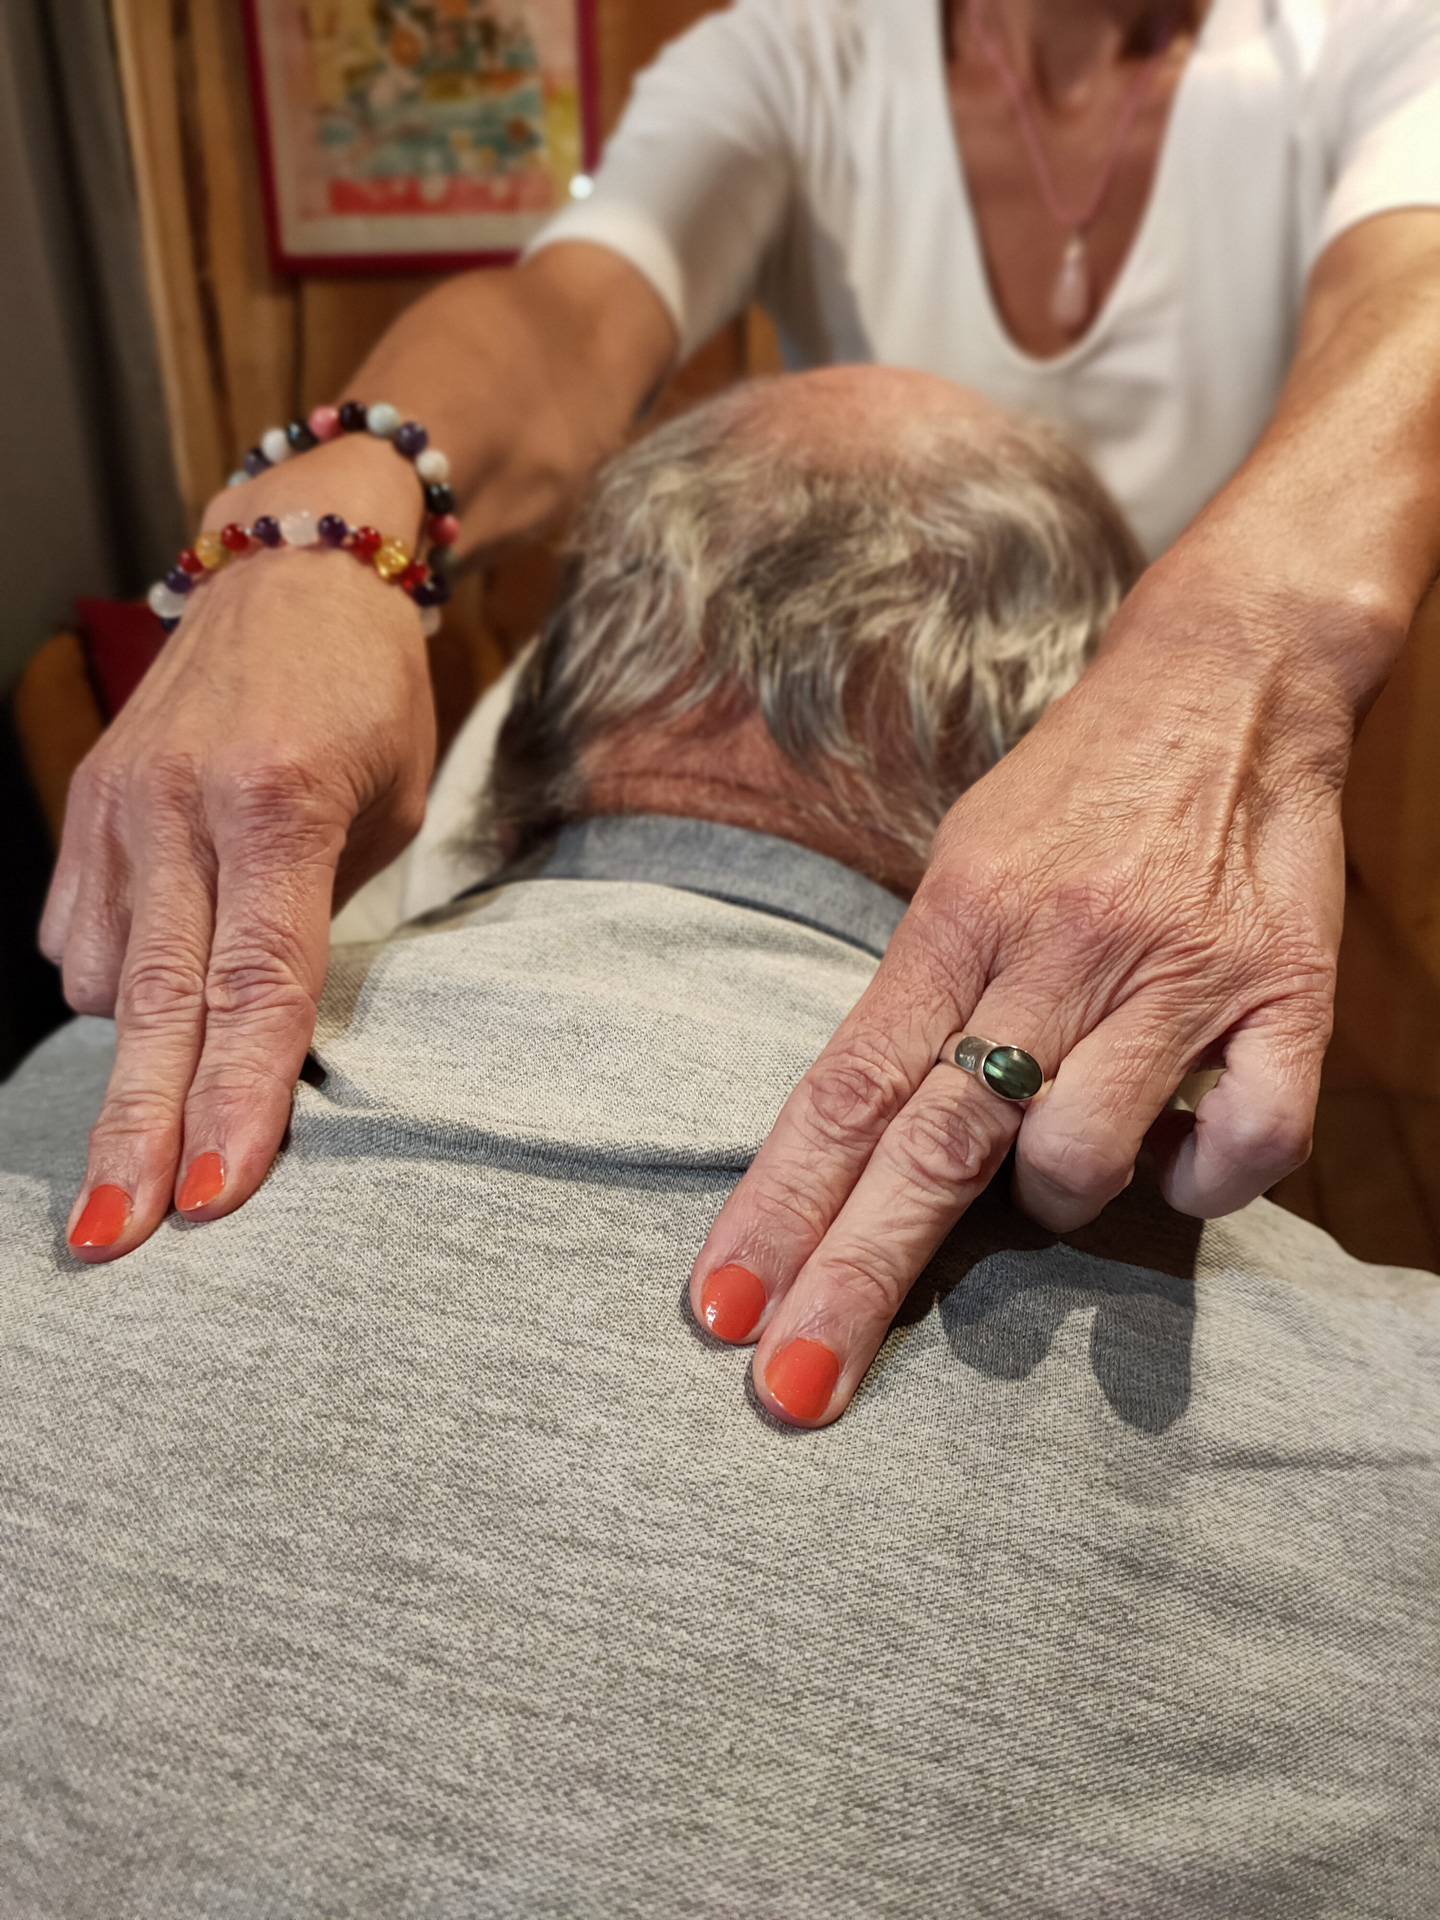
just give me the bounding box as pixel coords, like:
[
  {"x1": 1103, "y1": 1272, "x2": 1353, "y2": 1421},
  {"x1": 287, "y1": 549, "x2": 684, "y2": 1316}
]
[{"x1": 242, "y1": 0, "x2": 601, "y2": 277}]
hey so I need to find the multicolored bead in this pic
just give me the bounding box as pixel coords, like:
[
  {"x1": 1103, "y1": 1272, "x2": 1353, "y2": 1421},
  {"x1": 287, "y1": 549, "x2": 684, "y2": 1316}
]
[
  {"x1": 373, "y1": 538, "x2": 411, "y2": 580},
  {"x1": 279, "y1": 509, "x2": 319, "y2": 547},
  {"x1": 148, "y1": 581, "x2": 189, "y2": 621},
  {"x1": 412, "y1": 573, "x2": 451, "y2": 608}
]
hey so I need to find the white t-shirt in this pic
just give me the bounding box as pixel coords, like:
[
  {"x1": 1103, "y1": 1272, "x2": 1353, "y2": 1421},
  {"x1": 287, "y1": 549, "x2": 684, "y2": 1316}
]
[{"x1": 532, "y1": 0, "x2": 1440, "y2": 556}]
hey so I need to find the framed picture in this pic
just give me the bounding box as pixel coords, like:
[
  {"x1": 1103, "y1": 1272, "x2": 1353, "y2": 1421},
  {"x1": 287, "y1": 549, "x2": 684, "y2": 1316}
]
[{"x1": 242, "y1": 0, "x2": 600, "y2": 274}]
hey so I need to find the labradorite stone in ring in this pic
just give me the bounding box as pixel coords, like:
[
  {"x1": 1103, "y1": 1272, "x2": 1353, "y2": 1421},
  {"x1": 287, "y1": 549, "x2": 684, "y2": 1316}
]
[{"x1": 980, "y1": 1046, "x2": 1043, "y2": 1102}]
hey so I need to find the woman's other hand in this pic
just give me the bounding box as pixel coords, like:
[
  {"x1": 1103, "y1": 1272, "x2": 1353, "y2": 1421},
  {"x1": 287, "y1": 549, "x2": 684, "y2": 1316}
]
[
  {"x1": 43, "y1": 245, "x2": 676, "y2": 1259},
  {"x1": 44, "y1": 436, "x2": 436, "y2": 1257}
]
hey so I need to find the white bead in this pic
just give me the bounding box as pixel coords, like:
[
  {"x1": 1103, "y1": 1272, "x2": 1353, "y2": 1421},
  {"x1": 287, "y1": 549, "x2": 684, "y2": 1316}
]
[
  {"x1": 415, "y1": 447, "x2": 450, "y2": 483},
  {"x1": 418, "y1": 605, "x2": 442, "y2": 638},
  {"x1": 260, "y1": 426, "x2": 292, "y2": 464},
  {"x1": 279, "y1": 509, "x2": 319, "y2": 547},
  {"x1": 148, "y1": 582, "x2": 188, "y2": 621},
  {"x1": 366, "y1": 401, "x2": 400, "y2": 438},
  {"x1": 569, "y1": 174, "x2": 594, "y2": 200},
  {"x1": 226, "y1": 469, "x2": 247, "y2": 488}
]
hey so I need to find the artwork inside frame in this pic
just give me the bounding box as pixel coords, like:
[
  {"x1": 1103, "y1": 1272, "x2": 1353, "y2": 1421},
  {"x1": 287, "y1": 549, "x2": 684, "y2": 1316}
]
[{"x1": 242, "y1": 0, "x2": 600, "y2": 274}]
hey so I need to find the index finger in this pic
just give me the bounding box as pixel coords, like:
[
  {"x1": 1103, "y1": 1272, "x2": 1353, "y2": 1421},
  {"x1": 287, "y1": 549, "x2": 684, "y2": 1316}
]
[
  {"x1": 171, "y1": 771, "x2": 345, "y2": 1223},
  {"x1": 689, "y1": 914, "x2": 984, "y2": 1337}
]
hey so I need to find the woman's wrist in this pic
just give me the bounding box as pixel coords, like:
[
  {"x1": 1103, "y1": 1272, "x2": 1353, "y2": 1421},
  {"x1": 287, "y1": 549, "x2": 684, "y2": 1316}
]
[
  {"x1": 1110, "y1": 508, "x2": 1411, "y2": 729},
  {"x1": 201, "y1": 431, "x2": 427, "y2": 547}
]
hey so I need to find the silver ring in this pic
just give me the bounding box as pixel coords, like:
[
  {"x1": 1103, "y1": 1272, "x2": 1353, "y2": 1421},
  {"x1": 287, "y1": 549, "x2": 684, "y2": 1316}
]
[{"x1": 940, "y1": 1033, "x2": 1044, "y2": 1104}]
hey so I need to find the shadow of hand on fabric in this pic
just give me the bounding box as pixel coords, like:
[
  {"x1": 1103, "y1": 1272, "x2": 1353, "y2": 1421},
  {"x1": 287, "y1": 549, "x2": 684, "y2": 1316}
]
[{"x1": 898, "y1": 1159, "x2": 1202, "y2": 1435}]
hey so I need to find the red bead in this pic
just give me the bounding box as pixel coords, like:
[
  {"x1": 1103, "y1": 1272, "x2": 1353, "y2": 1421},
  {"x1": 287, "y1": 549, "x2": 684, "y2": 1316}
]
[
  {"x1": 427, "y1": 512, "x2": 460, "y2": 547},
  {"x1": 177, "y1": 548, "x2": 205, "y2": 575},
  {"x1": 351, "y1": 525, "x2": 382, "y2": 558},
  {"x1": 398, "y1": 561, "x2": 429, "y2": 590},
  {"x1": 219, "y1": 522, "x2": 250, "y2": 552}
]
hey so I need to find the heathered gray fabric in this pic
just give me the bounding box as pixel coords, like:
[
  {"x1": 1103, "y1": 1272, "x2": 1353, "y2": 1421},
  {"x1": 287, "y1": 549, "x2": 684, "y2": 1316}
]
[{"x1": 0, "y1": 814, "x2": 1437, "y2": 1920}]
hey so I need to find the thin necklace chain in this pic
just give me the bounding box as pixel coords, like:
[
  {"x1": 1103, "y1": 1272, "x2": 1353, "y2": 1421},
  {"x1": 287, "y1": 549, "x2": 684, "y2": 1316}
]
[{"x1": 964, "y1": 0, "x2": 1175, "y2": 234}]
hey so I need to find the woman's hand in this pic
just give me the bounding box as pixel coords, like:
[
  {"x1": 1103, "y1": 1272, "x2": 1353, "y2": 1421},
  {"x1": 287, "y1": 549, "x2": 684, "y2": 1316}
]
[
  {"x1": 691, "y1": 209, "x2": 1440, "y2": 1428},
  {"x1": 42, "y1": 439, "x2": 436, "y2": 1259},
  {"x1": 689, "y1": 545, "x2": 1367, "y2": 1425}
]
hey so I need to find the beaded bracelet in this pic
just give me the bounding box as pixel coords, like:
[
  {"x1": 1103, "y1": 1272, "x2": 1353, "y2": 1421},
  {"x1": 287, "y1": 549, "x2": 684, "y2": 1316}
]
[
  {"x1": 146, "y1": 510, "x2": 452, "y2": 637},
  {"x1": 225, "y1": 400, "x2": 459, "y2": 554}
]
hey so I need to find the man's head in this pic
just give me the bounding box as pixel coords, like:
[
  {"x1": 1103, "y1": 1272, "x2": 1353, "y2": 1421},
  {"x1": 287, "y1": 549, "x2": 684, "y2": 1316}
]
[{"x1": 484, "y1": 367, "x2": 1141, "y2": 892}]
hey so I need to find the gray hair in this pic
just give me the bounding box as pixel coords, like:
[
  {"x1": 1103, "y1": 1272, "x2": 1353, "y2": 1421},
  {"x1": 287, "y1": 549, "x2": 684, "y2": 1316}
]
[{"x1": 482, "y1": 380, "x2": 1141, "y2": 868}]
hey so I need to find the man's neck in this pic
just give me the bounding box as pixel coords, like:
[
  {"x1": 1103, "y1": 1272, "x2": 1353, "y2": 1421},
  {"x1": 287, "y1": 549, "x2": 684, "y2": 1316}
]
[{"x1": 578, "y1": 710, "x2": 926, "y2": 898}]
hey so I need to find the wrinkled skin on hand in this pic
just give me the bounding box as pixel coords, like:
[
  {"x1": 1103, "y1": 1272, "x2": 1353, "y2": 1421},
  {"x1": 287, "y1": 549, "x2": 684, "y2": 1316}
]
[
  {"x1": 690, "y1": 548, "x2": 1357, "y2": 1426},
  {"x1": 41, "y1": 535, "x2": 435, "y2": 1256}
]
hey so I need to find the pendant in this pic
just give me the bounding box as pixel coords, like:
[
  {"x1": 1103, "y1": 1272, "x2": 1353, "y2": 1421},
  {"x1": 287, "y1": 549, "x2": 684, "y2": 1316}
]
[{"x1": 1050, "y1": 233, "x2": 1091, "y2": 334}]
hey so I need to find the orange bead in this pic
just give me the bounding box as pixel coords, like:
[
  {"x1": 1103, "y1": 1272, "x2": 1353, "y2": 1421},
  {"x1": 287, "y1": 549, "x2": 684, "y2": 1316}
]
[{"x1": 373, "y1": 538, "x2": 411, "y2": 580}]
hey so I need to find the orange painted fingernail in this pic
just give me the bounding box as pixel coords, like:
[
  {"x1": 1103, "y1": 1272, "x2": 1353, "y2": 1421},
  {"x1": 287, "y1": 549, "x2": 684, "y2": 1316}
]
[
  {"x1": 700, "y1": 1263, "x2": 768, "y2": 1341},
  {"x1": 69, "y1": 1184, "x2": 130, "y2": 1249},
  {"x1": 177, "y1": 1151, "x2": 225, "y2": 1213},
  {"x1": 764, "y1": 1338, "x2": 841, "y2": 1423}
]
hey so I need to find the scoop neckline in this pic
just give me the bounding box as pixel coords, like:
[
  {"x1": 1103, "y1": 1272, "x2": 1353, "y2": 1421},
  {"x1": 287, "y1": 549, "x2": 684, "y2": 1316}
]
[{"x1": 929, "y1": 1, "x2": 1216, "y2": 374}]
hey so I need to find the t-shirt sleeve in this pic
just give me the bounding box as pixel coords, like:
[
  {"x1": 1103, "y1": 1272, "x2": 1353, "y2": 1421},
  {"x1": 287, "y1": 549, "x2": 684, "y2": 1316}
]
[
  {"x1": 526, "y1": 0, "x2": 806, "y2": 357},
  {"x1": 1317, "y1": 0, "x2": 1440, "y2": 253}
]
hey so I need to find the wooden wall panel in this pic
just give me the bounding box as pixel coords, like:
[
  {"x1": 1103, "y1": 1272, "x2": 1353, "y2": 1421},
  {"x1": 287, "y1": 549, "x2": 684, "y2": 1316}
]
[
  {"x1": 1343, "y1": 580, "x2": 1440, "y2": 995},
  {"x1": 110, "y1": 0, "x2": 761, "y2": 719}
]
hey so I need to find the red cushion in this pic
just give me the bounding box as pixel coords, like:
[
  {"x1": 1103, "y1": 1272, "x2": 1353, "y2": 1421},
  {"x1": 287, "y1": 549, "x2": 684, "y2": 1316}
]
[{"x1": 73, "y1": 598, "x2": 167, "y2": 723}]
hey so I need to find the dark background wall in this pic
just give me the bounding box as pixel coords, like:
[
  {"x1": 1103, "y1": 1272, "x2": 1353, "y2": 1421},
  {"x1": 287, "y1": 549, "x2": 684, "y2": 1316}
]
[{"x1": 0, "y1": 0, "x2": 181, "y2": 689}]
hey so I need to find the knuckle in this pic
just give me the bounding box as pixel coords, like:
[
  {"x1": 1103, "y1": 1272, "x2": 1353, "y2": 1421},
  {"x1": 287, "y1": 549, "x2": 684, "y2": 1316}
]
[
  {"x1": 63, "y1": 961, "x2": 119, "y2": 1018},
  {"x1": 1225, "y1": 1104, "x2": 1313, "y2": 1178},
  {"x1": 817, "y1": 1249, "x2": 908, "y2": 1326},
  {"x1": 121, "y1": 952, "x2": 206, "y2": 1024},
  {"x1": 135, "y1": 750, "x2": 203, "y2": 817},
  {"x1": 205, "y1": 947, "x2": 314, "y2": 1024},
  {"x1": 1024, "y1": 1126, "x2": 1132, "y2": 1204},
  {"x1": 882, "y1": 1097, "x2": 992, "y2": 1199},
  {"x1": 802, "y1": 1036, "x2": 912, "y2": 1154},
  {"x1": 89, "y1": 1074, "x2": 182, "y2": 1140}
]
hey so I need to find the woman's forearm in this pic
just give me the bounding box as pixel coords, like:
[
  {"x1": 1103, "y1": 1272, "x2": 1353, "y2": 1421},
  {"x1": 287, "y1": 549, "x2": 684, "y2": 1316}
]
[
  {"x1": 202, "y1": 242, "x2": 677, "y2": 555},
  {"x1": 1159, "y1": 209, "x2": 1440, "y2": 715}
]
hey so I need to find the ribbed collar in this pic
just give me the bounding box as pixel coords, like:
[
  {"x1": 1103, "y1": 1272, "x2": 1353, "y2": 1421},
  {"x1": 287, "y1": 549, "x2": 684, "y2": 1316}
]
[{"x1": 492, "y1": 815, "x2": 909, "y2": 959}]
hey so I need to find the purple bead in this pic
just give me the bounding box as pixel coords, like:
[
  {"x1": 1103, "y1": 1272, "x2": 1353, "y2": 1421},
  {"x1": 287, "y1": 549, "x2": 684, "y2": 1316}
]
[
  {"x1": 338, "y1": 400, "x2": 368, "y2": 432},
  {"x1": 317, "y1": 513, "x2": 349, "y2": 546},
  {"x1": 251, "y1": 515, "x2": 283, "y2": 547},
  {"x1": 412, "y1": 573, "x2": 452, "y2": 609},
  {"x1": 242, "y1": 446, "x2": 271, "y2": 478},
  {"x1": 164, "y1": 566, "x2": 195, "y2": 595},
  {"x1": 393, "y1": 420, "x2": 428, "y2": 458},
  {"x1": 159, "y1": 616, "x2": 181, "y2": 634}
]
